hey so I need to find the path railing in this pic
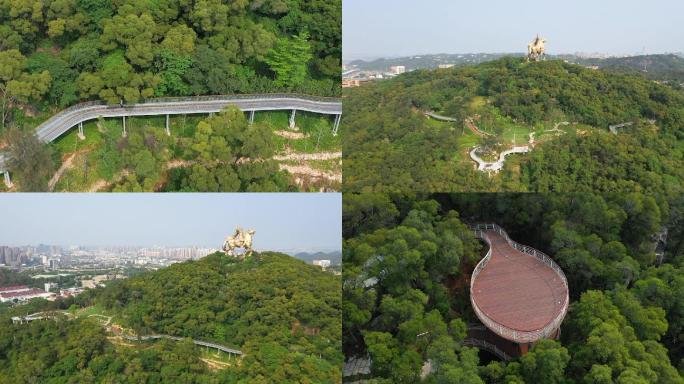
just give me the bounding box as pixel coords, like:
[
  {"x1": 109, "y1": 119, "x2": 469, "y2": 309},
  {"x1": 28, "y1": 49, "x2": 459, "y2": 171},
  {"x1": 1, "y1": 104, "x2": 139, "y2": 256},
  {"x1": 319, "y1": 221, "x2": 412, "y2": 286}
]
[
  {"x1": 34, "y1": 93, "x2": 341, "y2": 134},
  {"x1": 463, "y1": 337, "x2": 512, "y2": 361},
  {"x1": 119, "y1": 333, "x2": 242, "y2": 356},
  {"x1": 11, "y1": 310, "x2": 72, "y2": 324},
  {"x1": 470, "y1": 223, "x2": 569, "y2": 343}
]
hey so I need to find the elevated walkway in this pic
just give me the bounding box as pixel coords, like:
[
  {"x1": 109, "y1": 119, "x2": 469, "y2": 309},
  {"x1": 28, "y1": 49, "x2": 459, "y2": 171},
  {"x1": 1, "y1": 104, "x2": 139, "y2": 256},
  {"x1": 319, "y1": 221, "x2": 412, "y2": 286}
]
[
  {"x1": 119, "y1": 333, "x2": 242, "y2": 356},
  {"x1": 0, "y1": 93, "x2": 342, "y2": 174},
  {"x1": 471, "y1": 224, "x2": 568, "y2": 344}
]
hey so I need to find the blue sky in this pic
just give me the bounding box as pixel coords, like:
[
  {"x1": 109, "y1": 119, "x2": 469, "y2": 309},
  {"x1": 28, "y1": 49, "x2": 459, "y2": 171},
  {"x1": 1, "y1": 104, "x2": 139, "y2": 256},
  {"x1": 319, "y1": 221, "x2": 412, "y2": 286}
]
[
  {"x1": 344, "y1": 0, "x2": 684, "y2": 60},
  {"x1": 0, "y1": 194, "x2": 341, "y2": 251}
]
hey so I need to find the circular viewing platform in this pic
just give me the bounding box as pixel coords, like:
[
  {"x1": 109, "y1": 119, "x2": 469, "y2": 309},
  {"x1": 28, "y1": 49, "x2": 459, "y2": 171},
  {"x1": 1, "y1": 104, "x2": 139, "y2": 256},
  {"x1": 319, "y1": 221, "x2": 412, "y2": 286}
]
[{"x1": 470, "y1": 224, "x2": 569, "y2": 343}]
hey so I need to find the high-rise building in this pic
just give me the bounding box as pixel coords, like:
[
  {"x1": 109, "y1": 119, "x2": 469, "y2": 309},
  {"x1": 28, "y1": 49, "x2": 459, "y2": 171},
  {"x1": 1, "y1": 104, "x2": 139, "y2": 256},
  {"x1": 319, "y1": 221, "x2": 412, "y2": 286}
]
[{"x1": 0, "y1": 246, "x2": 25, "y2": 267}]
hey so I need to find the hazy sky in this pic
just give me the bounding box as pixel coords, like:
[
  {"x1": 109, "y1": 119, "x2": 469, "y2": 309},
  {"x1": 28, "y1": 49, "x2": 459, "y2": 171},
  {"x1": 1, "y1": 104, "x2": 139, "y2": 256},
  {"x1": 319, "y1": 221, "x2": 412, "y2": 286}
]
[
  {"x1": 344, "y1": 0, "x2": 684, "y2": 60},
  {"x1": 0, "y1": 194, "x2": 341, "y2": 251}
]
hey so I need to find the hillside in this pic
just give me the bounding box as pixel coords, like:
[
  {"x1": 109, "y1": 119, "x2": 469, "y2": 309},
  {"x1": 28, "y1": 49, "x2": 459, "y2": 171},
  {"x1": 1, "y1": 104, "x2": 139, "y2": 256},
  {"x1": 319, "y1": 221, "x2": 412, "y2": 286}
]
[
  {"x1": 568, "y1": 54, "x2": 684, "y2": 84},
  {"x1": 347, "y1": 52, "x2": 516, "y2": 71},
  {"x1": 349, "y1": 53, "x2": 684, "y2": 84},
  {"x1": 0, "y1": 251, "x2": 342, "y2": 383},
  {"x1": 343, "y1": 57, "x2": 684, "y2": 195}
]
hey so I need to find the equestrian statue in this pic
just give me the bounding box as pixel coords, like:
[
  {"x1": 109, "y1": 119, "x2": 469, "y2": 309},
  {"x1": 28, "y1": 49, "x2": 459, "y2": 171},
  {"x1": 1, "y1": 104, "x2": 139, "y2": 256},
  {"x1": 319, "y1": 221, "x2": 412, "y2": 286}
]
[
  {"x1": 527, "y1": 35, "x2": 547, "y2": 62},
  {"x1": 223, "y1": 227, "x2": 256, "y2": 259}
]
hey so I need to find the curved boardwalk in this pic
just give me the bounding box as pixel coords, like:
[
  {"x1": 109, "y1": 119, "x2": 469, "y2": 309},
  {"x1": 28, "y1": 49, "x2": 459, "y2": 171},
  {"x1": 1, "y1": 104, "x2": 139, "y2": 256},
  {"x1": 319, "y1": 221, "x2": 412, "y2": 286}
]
[
  {"x1": 471, "y1": 224, "x2": 568, "y2": 343},
  {"x1": 120, "y1": 334, "x2": 242, "y2": 356},
  {"x1": 34, "y1": 94, "x2": 341, "y2": 143},
  {"x1": 469, "y1": 146, "x2": 530, "y2": 172},
  {"x1": 11, "y1": 311, "x2": 242, "y2": 356},
  {"x1": 0, "y1": 94, "x2": 341, "y2": 172}
]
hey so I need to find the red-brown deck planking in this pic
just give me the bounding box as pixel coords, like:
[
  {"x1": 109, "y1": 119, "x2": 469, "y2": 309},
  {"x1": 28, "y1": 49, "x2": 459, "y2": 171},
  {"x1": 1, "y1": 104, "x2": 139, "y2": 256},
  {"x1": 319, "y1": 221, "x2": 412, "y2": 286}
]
[{"x1": 471, "y1": 230, "x2": 566, "y2": 335}]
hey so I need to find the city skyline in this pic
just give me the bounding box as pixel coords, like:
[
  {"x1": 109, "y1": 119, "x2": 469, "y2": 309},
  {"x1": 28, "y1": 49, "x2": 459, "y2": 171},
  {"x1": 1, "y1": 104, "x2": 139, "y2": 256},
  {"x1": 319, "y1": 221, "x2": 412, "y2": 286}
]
[
  {"x1": 343, "y1": 0, "x2": 684, "y2": 60},
  {"x1": 0, "y1": 194, "x2": 341, "y2": 251}
]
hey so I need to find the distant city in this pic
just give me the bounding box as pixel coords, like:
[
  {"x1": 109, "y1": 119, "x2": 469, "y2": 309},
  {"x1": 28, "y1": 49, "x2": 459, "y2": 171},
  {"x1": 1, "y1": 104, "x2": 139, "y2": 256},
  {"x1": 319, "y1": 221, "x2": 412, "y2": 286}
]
[
  {"x1": 0, "y1": 244, "x2": 218, "y2": 270},
  {"x1": 0, "y1": 244, "x2": 341, "y2": 306},
  {"x1": 342, "y1": 52, "x2": 684, "y2": 88},
  {"x1": 0, "y1": 244, "x2": 341, "y2": 270}
]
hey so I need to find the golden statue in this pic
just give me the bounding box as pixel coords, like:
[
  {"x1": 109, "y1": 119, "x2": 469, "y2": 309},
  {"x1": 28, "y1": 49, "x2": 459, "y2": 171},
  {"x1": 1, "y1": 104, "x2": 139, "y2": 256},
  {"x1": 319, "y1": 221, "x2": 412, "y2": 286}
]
[
  {"x1": 222, "y1": 227, "x2": 255, "y2": 259},
  {"x1": 527, "y1": 35, "x2": 547, "y2": 62}
]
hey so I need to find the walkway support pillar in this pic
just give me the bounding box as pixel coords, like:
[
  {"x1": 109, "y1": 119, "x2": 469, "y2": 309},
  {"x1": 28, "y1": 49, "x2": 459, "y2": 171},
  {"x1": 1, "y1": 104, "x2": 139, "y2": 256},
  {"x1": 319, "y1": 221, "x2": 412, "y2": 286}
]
[
  {"x1": 77, "y1": 122, "x2": 85, "y2": 140},
  {"x1": 3, "y1": 171, "x2": 12, "y2": 188},
  {"x1": 165, "y1": 114, "x2": 170, "y2": 136},
  {"x1": 289, "y1": 109, "x2": 297, "y2": 129},
  {"x1": 332, "y1": 114, "x2": 341, "y2": 136},
  {"x1": 249, "y1": 110, "x2": 255, "y2": 125},
  {"x1": 122, "y1": 116, "x2": 127, "y2": 137}
]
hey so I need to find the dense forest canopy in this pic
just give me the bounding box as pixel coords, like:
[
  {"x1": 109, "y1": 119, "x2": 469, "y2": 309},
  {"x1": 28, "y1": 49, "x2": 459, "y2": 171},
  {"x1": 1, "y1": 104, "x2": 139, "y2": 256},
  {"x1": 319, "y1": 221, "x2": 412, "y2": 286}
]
[
  {"x1": 0, "y1": 251, "x2": 342, "y2": 383},
  {"x1": 343, "y1": 58, "x2": 684, "y2": 194},
  {"x1": 0, "y1": 0, "x2": 341, "y2": 131},
  {"x1": 343, "y1": 193, "x2": 684, "y2": 383}
]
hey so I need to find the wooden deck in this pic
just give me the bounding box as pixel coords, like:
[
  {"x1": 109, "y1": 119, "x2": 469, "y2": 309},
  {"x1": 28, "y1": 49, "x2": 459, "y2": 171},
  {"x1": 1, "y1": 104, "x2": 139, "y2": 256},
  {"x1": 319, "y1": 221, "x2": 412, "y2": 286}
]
[{"x1": 471, "y1": 230, "x2": 566, "y2": 336}]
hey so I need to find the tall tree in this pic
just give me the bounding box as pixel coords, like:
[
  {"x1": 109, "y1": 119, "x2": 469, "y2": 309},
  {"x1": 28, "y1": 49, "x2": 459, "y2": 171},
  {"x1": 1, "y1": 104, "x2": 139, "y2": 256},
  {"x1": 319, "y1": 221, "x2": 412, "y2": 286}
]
[
  {"x1": 4, "y1": 126, "x2": 54, "y2": 191},
  {"x1": 0, "y1": 49, "x2": 51, "y2": 129},
  {"x1": 264, "y1": 31, "x2": 313, "y2": 88}
]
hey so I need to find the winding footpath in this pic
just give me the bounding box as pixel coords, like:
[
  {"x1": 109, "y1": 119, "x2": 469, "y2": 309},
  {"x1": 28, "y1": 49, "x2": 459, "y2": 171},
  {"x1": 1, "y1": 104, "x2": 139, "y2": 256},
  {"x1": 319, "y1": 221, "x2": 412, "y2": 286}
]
[
  {"x1": 12, "y1": 310, "x2": 242, "y2": 356},
  {"x1": 117, "y1": 333, "x2": 242, "y2": 356},
  {"x1": 471, "y1": 121, "x2": 571, "y2": 173},
  {"x1": 469, "y1": 146, "x2": 530, "y2": 172}
]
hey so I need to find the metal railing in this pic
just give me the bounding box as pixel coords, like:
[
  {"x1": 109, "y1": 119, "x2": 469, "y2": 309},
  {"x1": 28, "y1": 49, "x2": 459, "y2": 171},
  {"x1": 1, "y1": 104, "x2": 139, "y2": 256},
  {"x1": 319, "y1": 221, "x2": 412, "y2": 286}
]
[
  {"x1": 0, "y1": 93, "x2": 342, "y2": 169},
  {"x1": 463, "y1": 338, "x2": 512, "y2": 361},
  {"x1": 470, "y1": 223, "x2": 569, "y2": 343},
  {"x1": 138, "y1": 93, "x2": 341, "y2": 104},
  {"x1": 37, "y1": 93, "x2": 339, "y2": 119},
  {"x1": 11, "y1": 310, "x2": 72, "y2": 323},
  {"x1": 119, "y1": 333, "x2": 242, "y2": 355}
]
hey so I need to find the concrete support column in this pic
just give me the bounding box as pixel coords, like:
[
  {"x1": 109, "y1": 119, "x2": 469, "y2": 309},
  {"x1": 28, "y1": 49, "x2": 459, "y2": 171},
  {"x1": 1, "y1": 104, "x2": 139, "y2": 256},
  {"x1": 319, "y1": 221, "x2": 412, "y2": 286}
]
[
  {"x1": 332, "y1": 114, "x2": 341, "y2": 136},
  {"x1": 249, "y1": 110, "x2": 255, "y2": 125},
  {"x1": 77, "y1": 122, "x2": 85, "y2": 140},
  {"x1": 289, "y1": 109, "x2": 297, "y2": 129},
  {"x1": 3, "y1": 171, "x2": 12, "y2": 188},
  {"x1": 122, "y1": 116, "x2": 127, "y2": 137},
  {"x1": 165, "y1": 114, "x2": 170, "y2": 136}
]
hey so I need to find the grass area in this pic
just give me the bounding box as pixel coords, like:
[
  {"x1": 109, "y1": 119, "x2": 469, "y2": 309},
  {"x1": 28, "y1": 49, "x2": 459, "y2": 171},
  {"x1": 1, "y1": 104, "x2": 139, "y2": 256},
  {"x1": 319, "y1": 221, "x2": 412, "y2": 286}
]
[
  {"x1": 257, "y1": 110, "x2": 340, "y2": 154},
  {"x1": 457, "y1": 129, "x2": 481, "y2": 151},
  {"x1": 53, "y1": 150, "x2": 103, "y2": 191},
  {"x1": 501, "y1": 125, "x2": 532, "y2": 146},
  {"x1": 468, "y1": 96, "x2": 487, "y2": 112},
  {"x1": 199, "y1": 349, "x2": 237, "y2": 365},
  {"x1": 76, "y1": 305, "x2": 112, "y2": 319},
  {"x1": 75, "y1": 305, "x2": 113, "y2": 318},
  {"x1": 283, "y1": 158, "x2": 342, "y2": 174},
  {"x1": 424, "y1": 116, "x2": 455, "y2": 130},
  {"x1": 422, "y1": 117, "x2": 481, "y2": 164},
  {"x1": 52, "y1": 119, "x2": 106, "y2": 155},
  {"x1": 169, "y1": 114, "x2": 203, "y2": 138}
]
